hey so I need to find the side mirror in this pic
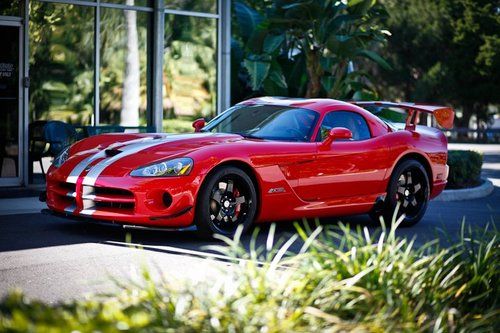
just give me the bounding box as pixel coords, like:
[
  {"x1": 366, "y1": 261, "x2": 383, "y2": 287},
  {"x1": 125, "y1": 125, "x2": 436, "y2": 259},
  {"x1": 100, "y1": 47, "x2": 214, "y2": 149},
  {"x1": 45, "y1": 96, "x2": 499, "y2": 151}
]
[
  {"x1": 192, "y1": 118, "x2": 206, "y2": 132},
  {"x1": 322, "y1": 127, "x2": 353, "y2": 147}
]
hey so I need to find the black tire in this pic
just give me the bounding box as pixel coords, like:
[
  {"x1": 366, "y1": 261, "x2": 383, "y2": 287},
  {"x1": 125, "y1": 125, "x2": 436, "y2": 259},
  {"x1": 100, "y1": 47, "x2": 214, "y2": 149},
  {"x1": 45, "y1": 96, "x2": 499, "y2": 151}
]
[
  {"x1": 195, "y1": 166, "x2": 257, "y2": 239},
  {"x1": 371, "y1": 159, "x2": 430, "y2": 227}
]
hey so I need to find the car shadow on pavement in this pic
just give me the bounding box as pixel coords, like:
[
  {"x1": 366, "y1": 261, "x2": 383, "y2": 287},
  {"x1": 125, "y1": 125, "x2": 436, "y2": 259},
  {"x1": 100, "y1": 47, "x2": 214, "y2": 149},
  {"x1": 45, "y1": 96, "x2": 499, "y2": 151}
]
[
  {"x1": 0, "y1": 211, "x2": 376, "y2": 255},
  {"x1": 1, "y1": 189, "x2": 498, "y2": 258}
]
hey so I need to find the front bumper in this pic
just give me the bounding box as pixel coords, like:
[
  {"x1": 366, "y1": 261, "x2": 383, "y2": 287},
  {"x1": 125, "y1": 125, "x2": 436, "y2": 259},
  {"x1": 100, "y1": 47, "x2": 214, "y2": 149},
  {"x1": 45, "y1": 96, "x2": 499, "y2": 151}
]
[
  {"x1": 41, "y1": 208, "x2": 197, "y2": 232},
  {"x1": 46, "y1": 167, "x2": 203, "y2": 228}
]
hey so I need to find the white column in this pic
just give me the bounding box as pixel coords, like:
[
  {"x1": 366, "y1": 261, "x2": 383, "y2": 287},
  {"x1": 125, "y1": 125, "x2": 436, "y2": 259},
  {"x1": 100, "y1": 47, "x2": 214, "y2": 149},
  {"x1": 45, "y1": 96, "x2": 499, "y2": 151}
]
[
  {"x1": 151, "y1": 0, "x2": 164, "y2": 132},
  {"x1": 217, "y1": 0, "x2": 231, "y2": 114}
]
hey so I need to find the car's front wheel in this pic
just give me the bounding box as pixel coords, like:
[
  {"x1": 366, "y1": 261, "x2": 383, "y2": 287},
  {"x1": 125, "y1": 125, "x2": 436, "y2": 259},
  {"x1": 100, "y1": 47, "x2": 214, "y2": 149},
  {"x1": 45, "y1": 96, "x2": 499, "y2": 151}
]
[
  {"x1": 195, "y1": 166, "x2": 257, "y2": 239},
  {"x1": 372, "y1": 159, "x2": 430, "y2": 227}
]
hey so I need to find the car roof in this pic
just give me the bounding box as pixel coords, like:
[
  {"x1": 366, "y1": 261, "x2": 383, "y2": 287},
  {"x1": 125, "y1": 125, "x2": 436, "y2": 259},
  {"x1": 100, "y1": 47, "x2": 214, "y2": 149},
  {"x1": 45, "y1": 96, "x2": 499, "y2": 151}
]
[{"x1": 238, "y1": 96, "x2": 358, "y2": 114}]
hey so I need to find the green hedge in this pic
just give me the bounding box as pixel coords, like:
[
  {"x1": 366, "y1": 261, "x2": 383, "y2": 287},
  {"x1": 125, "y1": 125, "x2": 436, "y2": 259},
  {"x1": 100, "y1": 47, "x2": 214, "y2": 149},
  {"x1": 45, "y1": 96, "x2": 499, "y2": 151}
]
[
  {"x1": 447, "y1": 150, "x2": 483, "y2": 189},
  {"x1": 0, "y1": 222, "x2": 498, "y2": 332}
]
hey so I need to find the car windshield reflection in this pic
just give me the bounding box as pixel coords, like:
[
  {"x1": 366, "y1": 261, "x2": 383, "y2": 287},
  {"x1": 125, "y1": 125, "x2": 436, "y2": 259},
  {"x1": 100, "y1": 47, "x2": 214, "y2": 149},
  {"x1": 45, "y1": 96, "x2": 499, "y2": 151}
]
[{"x1": 202, "y1": 105, "x2": 319, "y2": 142}]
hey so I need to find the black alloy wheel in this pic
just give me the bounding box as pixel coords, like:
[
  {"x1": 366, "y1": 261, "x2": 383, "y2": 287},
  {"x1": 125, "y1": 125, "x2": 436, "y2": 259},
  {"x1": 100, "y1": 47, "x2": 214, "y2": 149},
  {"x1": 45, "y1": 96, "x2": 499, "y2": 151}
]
[
  {"x1": 195, "y1": 166, "x2": 257, "y2": 238},
  {"x1": 372, "y1": 159, "x2": 430, "y2": 227}
]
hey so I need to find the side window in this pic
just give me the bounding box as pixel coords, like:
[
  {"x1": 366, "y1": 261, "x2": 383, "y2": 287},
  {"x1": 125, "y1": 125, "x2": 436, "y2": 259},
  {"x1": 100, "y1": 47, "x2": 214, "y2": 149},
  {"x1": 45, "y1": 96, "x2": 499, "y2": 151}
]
[{"x1": 317, "y1": 111, "x2": 371, "y2": 141}]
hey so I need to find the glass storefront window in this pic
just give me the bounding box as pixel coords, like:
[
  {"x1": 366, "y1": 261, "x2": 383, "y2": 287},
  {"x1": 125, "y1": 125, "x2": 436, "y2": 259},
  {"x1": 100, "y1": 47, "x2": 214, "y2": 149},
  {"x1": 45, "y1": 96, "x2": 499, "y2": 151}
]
[
  {"x1": 99, "y1": 8, "x2": 150, "y2": 126},
  {"x1": 0, "y1": 1, "x2": 20, "y2": 17},
  {"x1": 165, "y1": 0, "x2": 217, "y2": 14},
  {"x1": 163, "y1": 14, "x2": 217, "y2": 131},
  {"x1": 16, "y1": 0, "x2": 226, "y2": 186},
  {"x1": 29, "y1": 2, "x2": 95, "y2": 183},
  {"x1": 29, "y1": 2, "x2": 95, "y2": 126}
]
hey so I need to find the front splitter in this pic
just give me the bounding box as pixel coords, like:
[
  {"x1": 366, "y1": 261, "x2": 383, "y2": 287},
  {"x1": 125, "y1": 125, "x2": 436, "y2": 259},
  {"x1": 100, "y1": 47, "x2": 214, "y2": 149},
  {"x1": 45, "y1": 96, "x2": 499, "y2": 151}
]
[{"x1": 41, "y1": 209, "x2": 198, "y2": 232}]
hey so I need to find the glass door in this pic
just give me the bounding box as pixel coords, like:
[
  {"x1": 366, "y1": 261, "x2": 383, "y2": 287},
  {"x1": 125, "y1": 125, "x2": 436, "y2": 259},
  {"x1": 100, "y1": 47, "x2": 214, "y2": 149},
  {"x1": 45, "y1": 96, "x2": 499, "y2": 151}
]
[{"x1": 0, "y1": 23, "x2": 22, "y2": 186}]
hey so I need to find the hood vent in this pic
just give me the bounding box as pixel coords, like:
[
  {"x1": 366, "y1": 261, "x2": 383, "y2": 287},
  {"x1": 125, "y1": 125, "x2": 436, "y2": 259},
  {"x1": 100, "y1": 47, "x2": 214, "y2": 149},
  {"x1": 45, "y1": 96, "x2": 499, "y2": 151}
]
[{"x1": 105, "y1": 148, "x2": 122, "y2": 157}]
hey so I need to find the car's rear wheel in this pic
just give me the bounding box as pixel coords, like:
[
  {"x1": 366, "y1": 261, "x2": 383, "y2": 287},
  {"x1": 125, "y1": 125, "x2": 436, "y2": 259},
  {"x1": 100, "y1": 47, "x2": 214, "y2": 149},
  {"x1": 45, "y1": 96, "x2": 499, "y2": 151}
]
[
  {"x1": 195, "y1": 166, "x2": 257, "y2": 239},
  {"x1": 371, "y1": 159, "x2": 430, "y2": 227}
]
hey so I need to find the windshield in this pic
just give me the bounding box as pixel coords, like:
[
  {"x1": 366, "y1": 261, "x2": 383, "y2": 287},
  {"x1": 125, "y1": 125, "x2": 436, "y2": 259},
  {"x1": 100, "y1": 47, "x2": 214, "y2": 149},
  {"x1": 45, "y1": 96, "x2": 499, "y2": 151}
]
[{"x1": 202, "y1": 105, "x2": 319, "y2": 142}]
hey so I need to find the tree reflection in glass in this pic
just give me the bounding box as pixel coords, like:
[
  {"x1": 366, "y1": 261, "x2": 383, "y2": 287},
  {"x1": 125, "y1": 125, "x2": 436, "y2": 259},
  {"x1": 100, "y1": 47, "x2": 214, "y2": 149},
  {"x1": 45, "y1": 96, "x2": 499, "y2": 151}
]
[
  {"x1": 100, "y1": 4, "x2": 149, "y2": 126},
  {"x1": 164, "y1": 0, "x2": 217, "y2": 13},
  {"x1": 29, "y1": 2, "x2": 94, "y2": 125},
  {"x1": 163, "y1": 15, "x2": 217, "y2": 127},
  {"x1": 0, "y1": 0, "x2": 20, "y2": 17}
]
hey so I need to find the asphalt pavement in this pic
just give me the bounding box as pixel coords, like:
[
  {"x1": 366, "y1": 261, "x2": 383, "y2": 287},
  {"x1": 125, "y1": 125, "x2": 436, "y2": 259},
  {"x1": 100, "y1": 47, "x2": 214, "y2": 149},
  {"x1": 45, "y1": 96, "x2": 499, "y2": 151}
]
[{"x1": 0, "y1": 143, "x2": 498, "y2": 303}]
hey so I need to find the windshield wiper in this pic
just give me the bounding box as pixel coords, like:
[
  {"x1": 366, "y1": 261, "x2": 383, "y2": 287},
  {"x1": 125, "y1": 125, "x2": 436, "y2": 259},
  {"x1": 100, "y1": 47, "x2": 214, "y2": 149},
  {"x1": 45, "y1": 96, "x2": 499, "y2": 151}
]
[{"x1": 235, "y1": 132, "x2": 263, "y2": 140}]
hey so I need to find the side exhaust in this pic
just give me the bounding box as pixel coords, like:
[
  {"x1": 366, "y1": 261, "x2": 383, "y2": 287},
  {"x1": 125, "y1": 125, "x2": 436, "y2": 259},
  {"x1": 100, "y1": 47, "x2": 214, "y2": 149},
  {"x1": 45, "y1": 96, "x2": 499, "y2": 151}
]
[{"x1": 372, "y1": 194, "x2": 386, "y2": 214}]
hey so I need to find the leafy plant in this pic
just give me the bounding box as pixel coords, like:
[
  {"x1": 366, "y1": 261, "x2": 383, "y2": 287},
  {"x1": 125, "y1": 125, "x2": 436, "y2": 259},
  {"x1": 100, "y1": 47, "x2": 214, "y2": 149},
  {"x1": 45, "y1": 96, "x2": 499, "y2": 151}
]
[
  {"x1": 232, "y1": 0, "x2": 391, "y2": 101},
  {"x1": 375, "y1": 0, "x2": 500, "y2": 128},
  {"x1": 447, "y1": 150, "x2": 483, "y2": 189},
  {"x1": 1, "y1": 216, "x2": 498, "y2": 332}
]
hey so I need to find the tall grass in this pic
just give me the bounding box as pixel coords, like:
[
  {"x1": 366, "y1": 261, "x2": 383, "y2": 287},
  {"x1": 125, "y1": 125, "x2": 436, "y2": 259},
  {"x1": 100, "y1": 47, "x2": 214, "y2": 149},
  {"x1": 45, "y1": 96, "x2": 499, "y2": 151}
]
[{"x1": 1, "y1": 217, "x2": 498, "y2": 332}]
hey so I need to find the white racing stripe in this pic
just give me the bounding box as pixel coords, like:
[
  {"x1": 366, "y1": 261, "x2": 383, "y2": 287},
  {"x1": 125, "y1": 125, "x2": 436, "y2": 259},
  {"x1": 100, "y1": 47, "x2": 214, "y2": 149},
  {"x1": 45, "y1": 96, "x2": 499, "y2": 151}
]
[
  {"x1": 82, "y1": 139, "x2": 168, "y2": 186},
  {"x1": 66, "y1": 136, "x2": 158, "y2": 183},
  {"x1": 66, "y1": 150, "x2": 105, "y2": 184},
  {"x1": 80, "y1": 133, "x2": 212, "y2": 186}
]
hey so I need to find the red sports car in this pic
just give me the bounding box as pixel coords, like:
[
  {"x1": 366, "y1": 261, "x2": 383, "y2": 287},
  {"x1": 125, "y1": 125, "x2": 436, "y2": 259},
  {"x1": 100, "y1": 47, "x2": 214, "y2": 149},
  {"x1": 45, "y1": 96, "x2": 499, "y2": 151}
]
[{"x1": 45, "y1": 97, "x2": 454, "y2": 238}]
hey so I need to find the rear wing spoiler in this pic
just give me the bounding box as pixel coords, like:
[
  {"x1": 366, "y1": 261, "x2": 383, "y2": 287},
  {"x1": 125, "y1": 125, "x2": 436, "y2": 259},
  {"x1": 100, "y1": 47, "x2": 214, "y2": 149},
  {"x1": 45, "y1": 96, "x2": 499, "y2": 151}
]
[{"x1": 352, "y1": 101, "x2": 455, "y2": 130}]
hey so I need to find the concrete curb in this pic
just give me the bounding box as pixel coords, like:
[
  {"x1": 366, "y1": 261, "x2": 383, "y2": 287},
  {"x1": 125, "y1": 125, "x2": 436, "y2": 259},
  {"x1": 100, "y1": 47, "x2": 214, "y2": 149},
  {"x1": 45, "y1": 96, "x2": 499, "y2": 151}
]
[{"x1": 434, "y1": 178, "x2": 494, "y2": 202}]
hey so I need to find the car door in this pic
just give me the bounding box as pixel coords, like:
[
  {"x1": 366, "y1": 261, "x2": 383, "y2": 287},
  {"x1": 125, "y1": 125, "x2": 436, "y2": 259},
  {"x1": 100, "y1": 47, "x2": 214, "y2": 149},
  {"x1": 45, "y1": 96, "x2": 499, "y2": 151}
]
[{"x1": 296, "y1": 110, "x2": 390, "y2": 202}]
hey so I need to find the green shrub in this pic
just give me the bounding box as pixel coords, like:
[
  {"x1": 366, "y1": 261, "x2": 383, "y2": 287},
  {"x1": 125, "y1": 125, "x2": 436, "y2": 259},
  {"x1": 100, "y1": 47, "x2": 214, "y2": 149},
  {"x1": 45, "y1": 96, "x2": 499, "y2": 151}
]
[
  {"x1": 447, "y1": 150, "x2": 483, "y2": 189},
  {"x1": 0, "y1": 220, "x2": 498, "y2": 332}
]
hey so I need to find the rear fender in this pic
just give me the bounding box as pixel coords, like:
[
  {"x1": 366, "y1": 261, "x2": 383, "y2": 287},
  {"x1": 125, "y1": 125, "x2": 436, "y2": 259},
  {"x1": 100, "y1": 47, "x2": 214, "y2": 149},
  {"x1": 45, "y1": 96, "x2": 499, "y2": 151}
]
[{"x1": 385, "y1": 143, "x2": 447, "y2": 198}]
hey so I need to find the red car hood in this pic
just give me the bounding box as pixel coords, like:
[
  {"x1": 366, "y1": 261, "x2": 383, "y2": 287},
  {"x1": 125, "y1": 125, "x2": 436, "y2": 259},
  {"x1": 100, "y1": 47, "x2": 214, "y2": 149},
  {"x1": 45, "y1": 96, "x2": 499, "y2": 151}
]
[{"x1": 59, "y1": 133, "x2": 243, "y2": 181}]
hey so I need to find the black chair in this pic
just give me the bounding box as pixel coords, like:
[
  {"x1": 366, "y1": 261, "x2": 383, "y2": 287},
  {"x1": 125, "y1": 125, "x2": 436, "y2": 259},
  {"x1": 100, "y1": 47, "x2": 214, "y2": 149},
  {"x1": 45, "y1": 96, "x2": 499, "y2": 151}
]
[
  {"x1": 44, "y1": 121, "x2": 77, "y2": 156},
  {"x1": 28, "y1": 120, "x2": 77, "y2": 182},
  {"x1": 28, "y1": 120, "x2": 49, "y2": 181}
]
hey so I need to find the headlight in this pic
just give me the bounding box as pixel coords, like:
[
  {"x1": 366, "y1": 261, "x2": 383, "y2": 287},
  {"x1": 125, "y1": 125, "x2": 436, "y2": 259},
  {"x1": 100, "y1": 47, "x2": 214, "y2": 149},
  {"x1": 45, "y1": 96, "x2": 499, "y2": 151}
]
[
  {"x1": 52, "y1": 146, "x2": 70, "y2": 168},
  {"x1": 130, "y1": 158, "x2": 193, "y2": 177}
]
